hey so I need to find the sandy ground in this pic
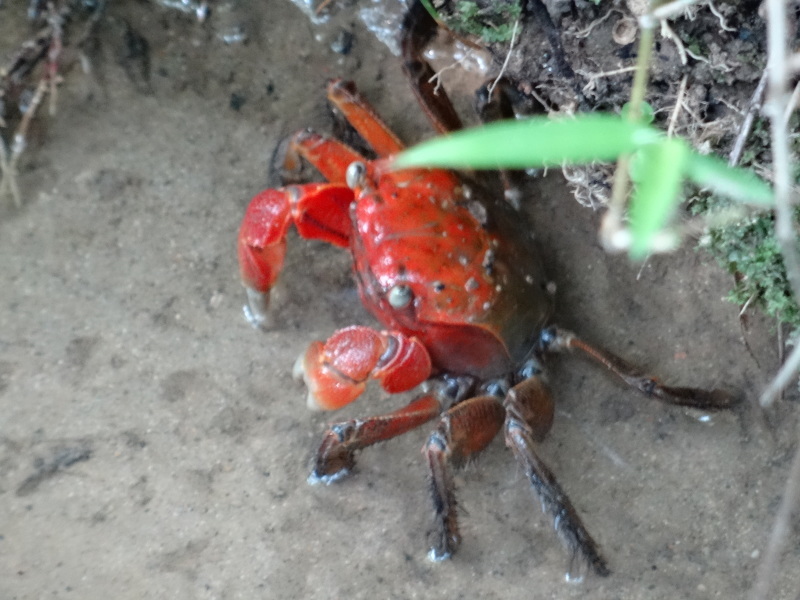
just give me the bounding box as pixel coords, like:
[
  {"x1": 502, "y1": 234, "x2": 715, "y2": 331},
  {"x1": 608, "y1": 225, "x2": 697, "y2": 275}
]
[{"x1": 1, "y1": 2, "x2": 799, "y2": 598}]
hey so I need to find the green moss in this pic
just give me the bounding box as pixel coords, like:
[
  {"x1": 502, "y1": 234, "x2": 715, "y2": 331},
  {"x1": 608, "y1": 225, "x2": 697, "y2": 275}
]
[
  {"x1": 695, "y1": 201, "x2": 800, "y2": 328},
  {"x1": 441, "y1": 0, "x2": 523, "y2": 44},
  {"x1": 692, "y1": 112, "x2": 800, "y2": 328}
]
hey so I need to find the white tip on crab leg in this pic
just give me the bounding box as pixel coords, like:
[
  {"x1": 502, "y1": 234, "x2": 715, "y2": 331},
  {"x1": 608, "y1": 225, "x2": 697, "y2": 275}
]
[
  {"x1": 427, "y1": 548, "x2": 451, "y2": 562},
  {"x1": 306, "y1": 390, "x2": 325, "y2": 411},
  {"x1": 292, "y1": 351, "x2": 306, "y2": 382},
  {"x1": 293, "y1": 350, "x2": 325, "y2": 411},
  {"x1": 243, "y1": 286, "x2": 273, "y2": 330},
  {"x1": 307, "y1": 469, "x2": 350, "y2": 486}
]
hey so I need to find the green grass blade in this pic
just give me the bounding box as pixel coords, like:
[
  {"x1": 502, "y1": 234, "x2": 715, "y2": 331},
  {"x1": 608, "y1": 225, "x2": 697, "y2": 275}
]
[
  {"x1": 629, "y1": 138, "x2": 689, "y2": 258},
  {"x1": 684, "y1": 152, "x2": 774, "y2": 207},
  {"x1": 417, "y1": 0, "x2": 441, "y2": 22},
  {"x1": 393, "y1": 115, "x2": 661, "y2": 170}
]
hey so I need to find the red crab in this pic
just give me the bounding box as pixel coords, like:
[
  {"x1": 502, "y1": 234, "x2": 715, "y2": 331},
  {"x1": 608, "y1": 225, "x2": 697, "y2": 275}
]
[{"x1": 237, "y1": 78, "x2": 732, "y2": 575}]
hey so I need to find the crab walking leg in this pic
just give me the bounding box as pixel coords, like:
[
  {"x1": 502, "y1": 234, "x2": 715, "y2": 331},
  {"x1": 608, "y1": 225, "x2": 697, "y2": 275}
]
[
  {"x1": 325, "y1": 79, "x2": 406, "y2": 158},
  {"x1": 282, "y1": 129, "x2": 367, "y2": 185},
  {"x1": 310, "y1": 394, "x2": 442, "y2": 484},
  {"x1": 424, "y1": 396, "x2": 506, "y2": 561},
  {"x1": 504, "y1": 376, "x2": 611, "y2": 577},
  {"x1": 538, "y1": 327, "x2": 734, "y2": 410},
  {"x1": 297, "y1": 325, "x2": 433, "y2": 411},
  {"x1": 237, "y1": 182, "x2": 353, "y2": 327},
  {"x1": 400, "y1": 0, "x2": 464, "y2": 135}
]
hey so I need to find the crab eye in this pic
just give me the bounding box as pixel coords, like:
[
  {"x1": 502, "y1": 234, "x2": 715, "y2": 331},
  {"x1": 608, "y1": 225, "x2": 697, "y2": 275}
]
[
  {"x1": 346, "y1": 161, "x2": 367, "y2": 190},
  {"x1": 388, "y1": 284, "x2": 413, "y2": 309}
]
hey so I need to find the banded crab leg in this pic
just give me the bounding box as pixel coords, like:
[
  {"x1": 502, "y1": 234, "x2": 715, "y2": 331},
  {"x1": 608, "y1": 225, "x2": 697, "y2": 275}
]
[
  {"x1": 503, "y1": 374, "x2": 610, "y2": 579},
  {"x1": 423, "y1": 366, "x2": 610, "y2": 576},
  {"x1": 424, "y1": 394, "x2": 506, "y2": 560},
  {"x1": 537, "y1": 326, "x2": 734, "y2": 410},
  {"x1": 400, "y1": 0, "x2": 464, "y2": 134},
  {"x1": 310, "y1": 393, "x2": 442, "y2": 484}
]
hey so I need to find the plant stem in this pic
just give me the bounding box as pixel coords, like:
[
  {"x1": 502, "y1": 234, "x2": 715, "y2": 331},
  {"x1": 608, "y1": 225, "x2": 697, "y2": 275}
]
[
  {"x1": 760, "y1": 0, "x2": 800, "y2": 408},
  {"x1": 626, "y1": 24, "x2": 654, "y2": 121},
  {"x1": 750, "y1": 2, "x2": 800, "y2": 599},
  {"x1": 600, "y1": 21, "x2": 654, "y2": 250},
  {"x1": 748, "y1": 420, "x2": 800, "y2": 600}
]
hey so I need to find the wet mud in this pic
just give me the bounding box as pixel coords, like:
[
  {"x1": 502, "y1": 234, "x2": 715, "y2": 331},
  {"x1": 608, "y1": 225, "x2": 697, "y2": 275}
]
[{"x1": 0, "y1": 2, "x2": 798, "y2": 599}]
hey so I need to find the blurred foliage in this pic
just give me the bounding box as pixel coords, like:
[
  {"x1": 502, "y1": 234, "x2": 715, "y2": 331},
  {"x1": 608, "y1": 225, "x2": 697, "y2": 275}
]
[
  {"x1": 421, "y1": 0, "x2": 523, "y2": 43},
  {"x1": 693, "y1": 113, "x2": 800, "y2": 329},
  {"x1": 695, "y1": 200, "x2": 800, "y2": 329},
  {"x1": 395, "y1": 114, "x2": 773, "y2": 259}
]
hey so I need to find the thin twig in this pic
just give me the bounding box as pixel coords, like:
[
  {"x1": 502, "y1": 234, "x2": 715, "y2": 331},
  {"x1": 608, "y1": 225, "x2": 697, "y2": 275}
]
[
  {"x1": 760, "y1": 343, "x2": 800, "y2": 406},
  {"x1": 660, "y1": 20, "x2": 688, "y2": 65},
  {"x1": 0, "y1": 77, "x2": 49, "y2": 206},
  {"x1": 574, "y1": 8, "x2": 619, "y2": 38},
  {"x1": 488, "y1": 17, "x2": 520, "y2": 96},
  {"x1": 667, "y1": 75, "x2": 688, "y2": 137},
  {"x1": 783, "y1": 79, "x2": 800, "y2": 126},
  {"x1": 580, "y1": 66, "x2": 638, "y2": 94},
  {"x1": 649, "y1": 0, "x2": 703, "y2": 21},
  {"x1": 427, "y1": 50, "x2": 475, "y2": 95},
  {"x1": 0, "y1": 2, "x2": 77, "y2": 207},
  {"x1": 528, "y1": 86, "x2": 555, "y2": 113},
  {"x1": 0, "y1": 137, "x2": 21, "y2": 207},
  {"x1": 706, "y1": 0, "x2": 735, "y2": 32},
  {"x1": 600, "y1": 22, "x2": 654, "y2": 250},
  {"x1": 759, "y1": 0, "x2": 800, "y2": 409},
  {"x1": 738, "y1": 292, "x2": 756, "y2": 318},
  {"x1": 729, "y1": 70, "x2": 769, "y2": 167},
  {"x1": 748, "y1": 422, "x2": 800, "y2": 600},
  {"x1": 751, "y1": 3, "x2": 800, "y2": 598}
]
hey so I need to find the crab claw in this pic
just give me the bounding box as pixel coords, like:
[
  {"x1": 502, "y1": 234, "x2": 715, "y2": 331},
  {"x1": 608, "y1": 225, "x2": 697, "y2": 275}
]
[
  {"x1": 294, "y1": 326, "x2": 432, "y2": 411},
  {"x1": 294, "y1": 341, "x2": 363, "y2": 411},
  {"x1": 237, "y1": 183, "x2": 353, "y2": 329},
  {"x1": 237, "y1": 189, "x2": 292, "y2": 329}
]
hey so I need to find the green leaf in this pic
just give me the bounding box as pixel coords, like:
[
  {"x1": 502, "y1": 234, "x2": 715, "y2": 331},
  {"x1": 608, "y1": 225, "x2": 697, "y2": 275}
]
[
  {"x1": 417, "y1": 0, "x2": 442, "y2": 22},
  {"x1": 684, "y1": 152, "x2": 774, "y2": 207},
  {"x1": 393, "y1": 115, "x2": 661, "y2": 170},
  {"x1": 629, "y1": 138, "x2": 689, "y2": 258}
]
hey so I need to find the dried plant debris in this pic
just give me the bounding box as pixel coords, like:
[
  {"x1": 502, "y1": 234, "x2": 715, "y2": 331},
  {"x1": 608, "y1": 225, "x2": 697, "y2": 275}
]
[
  {"x1": 411, "y1": 2, "x2": 769, "y2": 203},
  {"x1": 0, "y1": 0, "x2": 222, "y2": 207},
  {"x1": 1, "y1": 0, "x2": 105, "y2": 206},
  {"x1": 432, "y1": 1, "x2": 798, "y2": 328}
]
